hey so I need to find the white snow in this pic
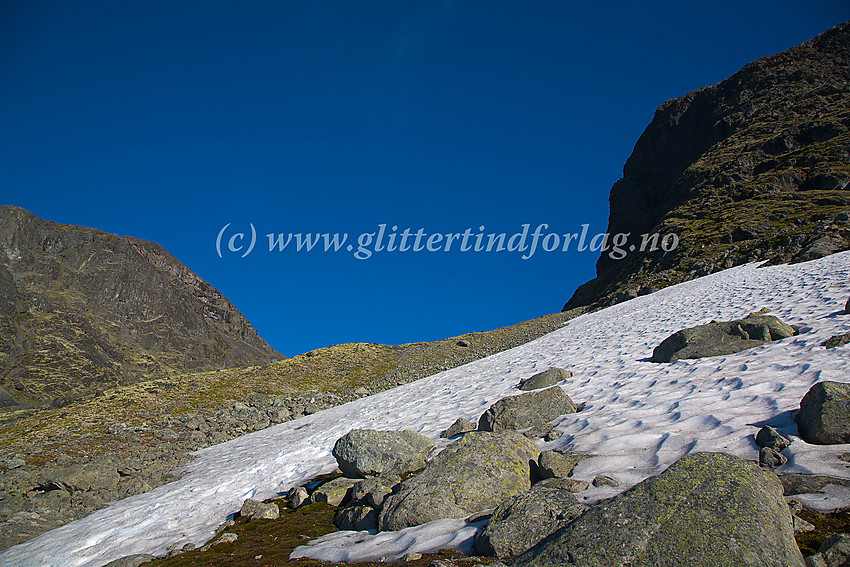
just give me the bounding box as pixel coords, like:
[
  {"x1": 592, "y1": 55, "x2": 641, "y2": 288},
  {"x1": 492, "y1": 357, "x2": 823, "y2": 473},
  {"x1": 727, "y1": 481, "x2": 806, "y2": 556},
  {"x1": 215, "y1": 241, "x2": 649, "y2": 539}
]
[{"x1": 2, "y1": 252, "x2": 849, "y2": 567}]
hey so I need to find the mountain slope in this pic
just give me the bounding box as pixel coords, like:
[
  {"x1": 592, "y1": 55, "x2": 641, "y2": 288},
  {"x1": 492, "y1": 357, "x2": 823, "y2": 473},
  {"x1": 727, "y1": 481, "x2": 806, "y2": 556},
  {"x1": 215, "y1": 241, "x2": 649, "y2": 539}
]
[
  {"x1": 0, "y1": 205, "x2": 283, "y2": 406},
  {"x1": 3, "y1": 250, "x2": 848, "y2": 567},
  {"x1": 565, "y1": 21, "x2": 850, "y2": 310}
]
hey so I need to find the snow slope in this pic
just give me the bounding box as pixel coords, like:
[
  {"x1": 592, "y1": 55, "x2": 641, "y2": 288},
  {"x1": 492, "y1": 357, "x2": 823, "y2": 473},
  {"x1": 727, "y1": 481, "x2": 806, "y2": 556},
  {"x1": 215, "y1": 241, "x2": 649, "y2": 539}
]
[{"x1": 2, "y1": 252, "x2": 849, "y2": 567}]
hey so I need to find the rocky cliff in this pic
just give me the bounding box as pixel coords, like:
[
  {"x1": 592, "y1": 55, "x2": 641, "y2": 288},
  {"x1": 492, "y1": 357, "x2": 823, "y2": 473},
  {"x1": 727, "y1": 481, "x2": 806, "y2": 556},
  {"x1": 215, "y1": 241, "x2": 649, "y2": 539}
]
[
  {"x1": 565, "y1": 21, "x2": 850, "y2": 310},
  {"x1": 0, "y1": 205, "x2": 282, "y2": 407}
]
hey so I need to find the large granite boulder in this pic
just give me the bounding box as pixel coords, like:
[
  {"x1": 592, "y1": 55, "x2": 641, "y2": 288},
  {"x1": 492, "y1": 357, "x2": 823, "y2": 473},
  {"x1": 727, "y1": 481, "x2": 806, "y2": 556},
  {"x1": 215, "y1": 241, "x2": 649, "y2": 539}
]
[
  {"x1": 332, "y1": 429, "x2": 436, "y2": 478},
  {"x1": 651, "y1": 313, "x2": 798, "y2": 363},
  {"x1": 478, "y1": 387, "x2": 577, "y2": 432},
  {"x1": 518, "y1": 368, "x2": 572, "y2": 391},
  {"x1": 474, "y1": 486, "x2": 586, "y2": 558},
  {"x1": 512, "y1": 452, "x2": 804, "y2": 567},
  {"x1": 795, "y1": 381, "x2": 850, "y2": 444},
  {"x1": 379, "y1": 431, "x2": 540, "y2": 531}
]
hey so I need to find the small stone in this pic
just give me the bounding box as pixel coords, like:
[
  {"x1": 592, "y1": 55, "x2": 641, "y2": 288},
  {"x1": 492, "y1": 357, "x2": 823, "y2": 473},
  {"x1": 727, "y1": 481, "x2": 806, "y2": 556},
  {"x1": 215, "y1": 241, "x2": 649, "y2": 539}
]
[
  {"x1": 792, "y1": 515, "x2": 815, "y2": 534},
  {"x1": 755, "y1": 426, "x2": 792, "y2": 451},
  {"x1": 787, "y1": 499, "x2": 803, "y2": 515},
  {"x1": 240, "y1": 498, "x2": 279, "y2": 520},
  {"x1": 456, "y1": 339, "x2": 470, "y2": 347},
  {"x1": 213, "y1": 532, "x2": 238, "y2": 546},
  {"x1": 543, "y1": 429, "x2": 564, "y2": 442},
  {"x1": 310, "y1": 477, "x2": 358, "y2": 507},
  {"x1": 403, "y1": 552, "x2": 423, "y2": 561},
  {"x1": 759, "y1": 447, "x2": 788, "y2": 469},
  {"x1": 287, "y1": 486, "x2": 309, "y2": 509},
  {"x1": 441, "y1": 418, "x2": 476, "y2": 439},
  {"x1": 592, "y1": 475, "x2": 620, "y2": 488}
]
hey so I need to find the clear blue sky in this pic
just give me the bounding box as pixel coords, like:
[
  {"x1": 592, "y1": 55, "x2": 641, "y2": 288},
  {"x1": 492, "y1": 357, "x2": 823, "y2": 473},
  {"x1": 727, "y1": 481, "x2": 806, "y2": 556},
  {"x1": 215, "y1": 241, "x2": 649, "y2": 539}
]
[{"x1": 2, "y1": 2, "x2": 847, "y2": 356}]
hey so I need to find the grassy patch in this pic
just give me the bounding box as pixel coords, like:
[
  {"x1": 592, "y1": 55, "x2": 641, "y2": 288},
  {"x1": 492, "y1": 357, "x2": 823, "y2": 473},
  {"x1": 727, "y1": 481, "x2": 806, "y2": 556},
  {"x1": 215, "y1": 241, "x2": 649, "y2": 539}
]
[{"x1": 795, "y1": 509, "x2": 850, "y2": 556}]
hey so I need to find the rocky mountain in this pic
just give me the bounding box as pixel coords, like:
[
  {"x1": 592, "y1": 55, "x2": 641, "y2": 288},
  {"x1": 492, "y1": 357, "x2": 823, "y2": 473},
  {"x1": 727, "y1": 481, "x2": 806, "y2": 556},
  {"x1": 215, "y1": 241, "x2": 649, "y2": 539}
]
[
  {"x1": 565, "y1": 21, "x2": 850, "y2": 310},
  {"x1": 0, "y1": 205, "x2": 283, "y2": 407}
]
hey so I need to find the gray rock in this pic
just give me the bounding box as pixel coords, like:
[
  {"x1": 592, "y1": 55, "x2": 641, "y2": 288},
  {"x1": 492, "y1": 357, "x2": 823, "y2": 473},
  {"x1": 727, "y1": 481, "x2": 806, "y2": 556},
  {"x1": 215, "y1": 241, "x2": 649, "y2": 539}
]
[
  {"x1": 592, "y1": 475, "x2": 619, "y2": 488},
  {"x1": 651, "y1": 314, "x2": 798, "y2": 363},
  {"x1": 822, "y1": 333, "x2": 850, "y2": 349},
  {"x1": 334, "y1": 506, "x2": 378, "y2": 531},
  {"x1": 287, "y1": 486, "x2": 309, "y2": 509},
  {"x1": 512, "y1": 452, "x2": 805, "y2": 567},
  {"x1": 517, "y1": 368, "x2": 572, "y2": 391},
  {"x1": 755, "y1": 425, "x2": 792, "y2": 451},
  {"x1": 350, "y1": 477, "x2": 396, "y2": 509},
  {"x1": 379, "y1": 431, "x2": 540, "y2": 531},
  {"x1": 533, "y1": 477, "x2": 589, "y2": 492},
  {"x1": 760, "y1": 446, "x2": 788, "y2": 469},
  {"x1": 537, "y1": 450, "x2": 592, "y2": 479},
  {"x1": 332, "y1": 429, "x2": 436, "y2": 478},
  {"x1": 213, "y1": 532, "x2": 238, "y2": 546},
  {"x1": 310, "y1": 477, "x2": 358, "y2": 507},
  {"x1": 441, "y1": 418, "x2": 476, "y2": 439},
  {"x1": 239, "y1": 498, "x2": 279, "y2": 520},
  {"x1": 795, "y1": 381, "x2": 850, "y2": 444},
  {"x1": 102, "y1": 555, "x2": 155, "y2": 567},
  {"x1": 478, "y1": 387, "x2": 577, "y2": 432},
  {"x1": 806, "y1": 533, "x2": 850, "y2": 567},
  {"x1": 38, "y1": 457, "x2": 119, "y2": 493},
  {"x1": 474, "y1": 487, "x2": 586, "y2": 558},
  {"x1": 792, "y1": 514, "x2": 815, "y2": 534},
  {"x1": 543, "y1": 429, "x2": 563, "y2": 442}
]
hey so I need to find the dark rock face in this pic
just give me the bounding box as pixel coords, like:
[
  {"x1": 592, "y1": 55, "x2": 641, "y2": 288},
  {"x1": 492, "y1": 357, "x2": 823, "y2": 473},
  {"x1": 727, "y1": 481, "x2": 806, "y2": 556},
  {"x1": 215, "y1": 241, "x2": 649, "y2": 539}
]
[
  {"x1": 0, "y1": 206, "x2": 282, "y2": 404},
  {"x1": 478, "y1": 387, "x2": 578, "y2": 432},
  {"x1": 473, "y1": 487, "x2": 586, "y2": 559},
  {"x1": 512, "y1": 452, "x2": 805, "y2": 567},
  {"x1": 332, "y1": 429, "x2": 436, "y2": 478},
  {"x1": 795, "y1": 381, "x2": 850, "y2": 444},
  {"x1": 650, "y1": 313, "x2": 798, "y2": 362},
  {"x1": 517, "y1": 368, "x2": 572, "y2": 391},
  {"x1": 564, "y1": 22, "x2": 850, "y2": 311},
  {"x1": 822, "y1": 332, "x2": 850, "y2": 348},
  {"x1": 378, "y1": 431, "x2": 540, "y2": 531}
]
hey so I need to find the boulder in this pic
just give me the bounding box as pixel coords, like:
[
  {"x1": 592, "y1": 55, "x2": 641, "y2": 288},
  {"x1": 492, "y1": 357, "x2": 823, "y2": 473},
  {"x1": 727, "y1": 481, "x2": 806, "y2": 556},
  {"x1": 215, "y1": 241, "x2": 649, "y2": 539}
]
[
  {"x1": 805, "y1": 533, "x2": 850, "y2": 567},
  {"x1": 759, "y1": 447, "x2": 788, "y2": 469},
  {"x1": 441, "y1": 418, "x2": 476, "y2": 439},
  {"x1": 755, "y1": 425, "x2": 792, "y2": 451},
  {"x1": 512, "y1": 452, "x2": 805, "y2": 567},
  {"x1": 350, "y1": 477, "x2": 396, "y2": 509},
  {"x1": 332, "y1": 429, "x2": 436, "y2": 478},
  {"x1": 239, "y1": 498, "x2": 279, "y2": 520},
  {"x1": 651, "y1": 313, "x2": 798, "y2": 363},
  {"x1": 534, "y1": 477, "x2": 589, "y2": 492},
  {"x1": 478, "y1": 387, "x2": 577, "y2": 432},
  {"x1": 795, "y1": 381, "x2": 850, "y2": 444},
  {"x1": 310, "y1": 477, "x2": 358, "y2": 507},
  {"x1": 286, "y1": 486, "x2": 309, "y2": 509},
  {"x1": 334, "y1": 506, "x2": 378, "y2": 531},
  {"x1": 474, "y1": 487, "x2": 586, "y2": 558},
  {"x1": 822, "y1": 333, "x2": 850, "y2": 349},
  {"x1": 537, "y1": 450, "x2": 592, "y2": 479},
  {"x1": 379, "y1": 432, "x2": 540, "y2": 531},
  {"x1": 517, "y1": 368, "x2": 572, "y2": 391}
]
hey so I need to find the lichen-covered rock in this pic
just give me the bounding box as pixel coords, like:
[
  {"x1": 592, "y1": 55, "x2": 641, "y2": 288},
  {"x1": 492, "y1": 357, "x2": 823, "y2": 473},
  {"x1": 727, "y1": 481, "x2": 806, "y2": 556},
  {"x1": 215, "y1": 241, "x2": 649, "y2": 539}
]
[
  {"x1": 795, "y1": 381, "x2": 850, "y2": 444},
  {"x1": 806, "y1": 533, "x2": 850, "y2": 567},
  {"x1": 310, "y1": 477, "x2": 358, "y2": 507},
  {"x1": 379, "y1": 432, "x2": 540, "y2": 531},
  {"x1": 821, "y1": 332, "x2": 850, "y2": 349},
  {"x1": 332, "y1": 429, "x2": 436, "y2": 478},
  {"x1": 512, "y1": 452, "x2": 805, "y2": 567},
  {"x1": 474, "y1": 487, "x2": 586, "y2": 558},
  {"x1": 37, "y1": 456, "x2": 120, "y2": 493},
  {"x1": 441, "y1": 418, "x2": 476, "y2": 439},
  {"x1": 334, "y1": 506, "x2": 378, "y2": 531},
  {"x1": 651, "y1": 314, "x2": 798, "y2": 363},
  {"x1": 518, "y1": 368, "x2": 572, "y2": 391},
  {"x1": 534, "y1": 477, "x2": 589, "y2": 492},
  {"x1": 350, "y1": 477, "x2": 396, "y2": 509},
  {"x1": 537, "y1": 450, "x2": 592, "y2": 479},
  {"x1": 759, "y1": 446, "x2": 788, "y2": 469},
  {"x1": 239, "y1": 498, "x2": 279, "y2": 520},
  {"x1": 478, "y1": 387, "x2": 577, "y2": 432}
]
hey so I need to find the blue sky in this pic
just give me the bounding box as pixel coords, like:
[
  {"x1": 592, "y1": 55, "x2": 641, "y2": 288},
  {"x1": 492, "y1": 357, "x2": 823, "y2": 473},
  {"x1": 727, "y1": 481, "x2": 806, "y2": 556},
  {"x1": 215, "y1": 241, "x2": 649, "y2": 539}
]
[{"x1": 1, "y1": 2, "x2": 847, "y2": 356}]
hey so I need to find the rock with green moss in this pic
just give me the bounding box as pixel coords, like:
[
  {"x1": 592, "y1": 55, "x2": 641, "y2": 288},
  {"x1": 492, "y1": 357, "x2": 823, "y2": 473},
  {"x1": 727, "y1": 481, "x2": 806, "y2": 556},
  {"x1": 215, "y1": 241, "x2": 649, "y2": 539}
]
[
  {"x1": 379, "y1": 431, "x2": 540, "y2": 531},
  {"x1": 795, "y1": 381, "x2": 850, "y2": 444},
  {"x1": 332, "y1": 429, "x2": 436, "y2": 478},
  {"x1": 309, "y1": 477, "x2": 358, "y2": 507},
  {"x1": 651, "y1": 314, "x2": 799, "y2": 363},
  {"x1": 517, "y1": 368, "x2": 572, "y2": 391},
  {"x1": 474, "y1": 486, "x2": 586, "y2": 558},
  {"x1": 537, "y1": 450, "x2": 592, "y2": 479},
  {"x1": 478, "y1": 387, "x2": 578, "y2": 432},
  {"x1": 511, "y1": 452, "x2": 804, "y2": 567}
]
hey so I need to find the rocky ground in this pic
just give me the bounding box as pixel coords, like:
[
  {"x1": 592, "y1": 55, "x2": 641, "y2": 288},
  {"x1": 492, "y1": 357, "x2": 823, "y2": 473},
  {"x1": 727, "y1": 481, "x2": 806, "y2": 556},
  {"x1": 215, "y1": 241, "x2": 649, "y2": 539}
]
[{"x1": 0, "y1": 309, "x2": 580, "y2": 550}]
